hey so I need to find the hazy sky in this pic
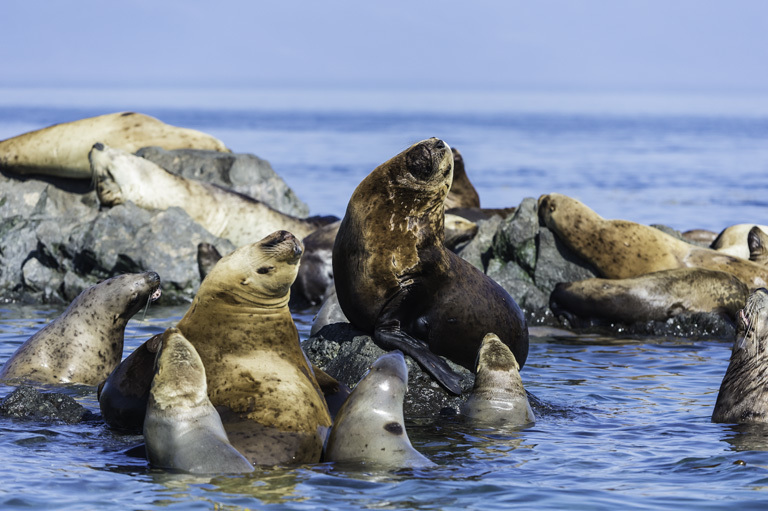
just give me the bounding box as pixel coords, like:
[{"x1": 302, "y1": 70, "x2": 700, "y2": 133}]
[{"x1": 1, "y1": 0, "x2": 767, "y2": 94}]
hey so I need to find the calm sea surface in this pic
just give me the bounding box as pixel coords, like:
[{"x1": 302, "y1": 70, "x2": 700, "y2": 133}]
[{"x1": 1, "y1": 88, "x2": 768, "y2": 510}]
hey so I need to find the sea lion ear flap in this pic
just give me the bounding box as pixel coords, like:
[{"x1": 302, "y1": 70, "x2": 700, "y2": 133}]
[{"x1": 748, "y1": 226, "x2": 768, "y2": 263}]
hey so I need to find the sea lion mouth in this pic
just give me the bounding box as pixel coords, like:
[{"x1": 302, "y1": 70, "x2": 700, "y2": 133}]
[{"x1": 260, "y1": 230, "x2": 304, "y2": 262}]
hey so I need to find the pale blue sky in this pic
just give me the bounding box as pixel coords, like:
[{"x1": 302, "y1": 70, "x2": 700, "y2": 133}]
[{"x1": 1, "y1": 0, "x2": 767, "y2": 94}]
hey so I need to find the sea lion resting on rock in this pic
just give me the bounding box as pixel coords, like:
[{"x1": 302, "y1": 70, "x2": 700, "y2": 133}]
[
  {"x1": 143, "y1": 328, "x2": 253, "y2": 474},
  {"x1": 324, "y1": 350, "x2": 434, "y2": 469},
  {"x1": 711, "y1": 224, "x2": 768, "y2": 261},
  {"x1": 538, "y1": 193, "x2": 768, "y2": 290},
  {"x1": 90, "y1": 143, "x2": 331, "y2": 245},
  {"x1": 712, "y1": 288, "x2": 768, "y2": 423},
  {"x1": 0, "y1": 112, "x2": 229, "y2": 179},
  {"x1": 0, "y1": 271, "x2": 161, "y2": 386},
  {"x1": 333, "y1": 138, "x2": 528, "y2": 395},
  {"x1": 550, "y1": 268, "x2": 749, "y2": 326},
  {"x1": 461, "y1": 333, "x2": 535, "y2": 427}
]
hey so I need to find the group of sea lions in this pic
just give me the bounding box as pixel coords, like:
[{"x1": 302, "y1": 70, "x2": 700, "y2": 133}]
[{"x1": 1, "y1": 112, "x2": 767, "y2": 474}]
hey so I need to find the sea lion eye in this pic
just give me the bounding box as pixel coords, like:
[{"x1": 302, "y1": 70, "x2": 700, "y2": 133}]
[
  {"x1": 405, "y1": 145, "x2": 434, "y2": 181},
  {"x1": 257, "y1": 266, "x2": 274, "y2": 274}
]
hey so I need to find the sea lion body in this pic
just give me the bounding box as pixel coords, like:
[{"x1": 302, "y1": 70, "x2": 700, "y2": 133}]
[
  {"x1": 324, "y1": 351, "x2": 434, "y2": 468},
  {"x1": 550, "y1": 268, "x2": 749, "y2": 325},
  {"x1": 461, "y1": 333, "x2": 534, "y2": 427},
  {"x1": 443, "y1": 147, "x2": 480, "y2": 210},
  {"x1": 0, "y1": 272, "x2": 161, "y2": 385},
  {"x1": 538, "y1": 193, "x2": 768, "y2": 290},
  {"x1": 177, "y1": 230, "x2": 331, "y2": 465},
  {"x1": 0, "y1": 112, "x2": 228, "y2": 179},
  {"x1": 143, "y1": 328, "x2": 253, "y2": 474},
  {"x1": 712, "y1": 288, "x2": 768, "y2": 423},
  {"x1": 711, "y1": 224, "x2": 768, "y2": 260},
  {"x1": 333, "y1": 138, "x2": 528, "y2": 394},
  {"x1": 90, "y1": 144, "x2": 321, "y2": 244}
]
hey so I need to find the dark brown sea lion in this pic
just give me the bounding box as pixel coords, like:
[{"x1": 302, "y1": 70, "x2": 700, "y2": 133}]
[
  {"x1": 0, "y1": 272, "x2": 161, "y2": 386},
  {"x1": 332, "y1": 138, "x2": 529, "y2": 395},
  {"x1": 712, "y1": 288, "x2": 768, "y2": 423},
  {"x1": 444, "y1": 147, "x2": 480, "y2": 209},
  {"x1": 550, "y1": 268, "x2": 749, "y2": 326}
]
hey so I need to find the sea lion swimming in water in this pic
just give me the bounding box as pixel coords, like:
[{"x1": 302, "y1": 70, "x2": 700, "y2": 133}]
[
  {"x1": 712, "y1": 288, "x2": 768, "y2": 423},
  {"x1": 143, "y1": 328, "x2": 253, "y2": 474},
  {"x1": 332, "y1": 138, "x2": 528, "y2": 395},
  {"x1": 0, "y1": 271, "x2": 161, "y2": 386}
]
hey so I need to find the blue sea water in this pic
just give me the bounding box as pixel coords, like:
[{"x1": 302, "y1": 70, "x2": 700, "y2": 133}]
[{"x1": 1, "y1": 88, "x2": 768, "y2": 510}]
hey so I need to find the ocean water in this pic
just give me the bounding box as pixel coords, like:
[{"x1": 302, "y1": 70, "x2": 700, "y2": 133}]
[{"x1": 1, "y1": 88, "x2": 768, "y2": 510}]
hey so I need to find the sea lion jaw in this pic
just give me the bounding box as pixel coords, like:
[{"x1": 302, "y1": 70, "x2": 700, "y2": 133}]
[
  {"x1": 736, "y1": 288, "x2": 768, "y2": 355},
  {"x1": 149, "y1": 328, "x2": 209, "y2": 411}
]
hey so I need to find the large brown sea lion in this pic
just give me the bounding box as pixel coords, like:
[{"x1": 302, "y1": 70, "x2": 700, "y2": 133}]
[{"x1": 332, "y1": 138, "x2": 528, "y2": 395}]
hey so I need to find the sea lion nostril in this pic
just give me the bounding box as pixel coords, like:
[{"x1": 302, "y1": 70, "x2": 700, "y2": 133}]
[
  {"x1": 433, "y1": 139, "x2": 446, "y2": 150},
  {"x1": 93, "y1": 142, "x2": 104, "y2": 151}
]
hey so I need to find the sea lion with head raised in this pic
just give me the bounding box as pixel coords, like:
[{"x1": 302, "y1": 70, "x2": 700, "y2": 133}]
[
  {"x1": 461, "y1": 333, "x2": 535, "y2": 427},
  {"x1": 332, "y1": 138, "x2": 528, "y2": 395},
  {"x1": 176, "y1": 230, "x2": 331, "y2": 465},
  {"x1": 712, "y1": 288, "x2": 768, "y2": 423},
  {"x1": 90, "y1": 143, "x2": 330, "y2": 245},
  {"x1": 143, "y1": 328, "x2": 254, "y2": 474},
  {"x1": 549, "y1": 268, "x2": 749, "y2": 326},
  {"x1": 538, "y1": 193, "x2": 768, "y2": 290},
  {"x1": 0, "y1": 271, "x2": 161, "y2": 386},
  {"x1": 324, "y1": 350, "x2": 434, "y2": 469},
  {"x1": 0, "y1": 112, "x2": 229, "y2": 179}
]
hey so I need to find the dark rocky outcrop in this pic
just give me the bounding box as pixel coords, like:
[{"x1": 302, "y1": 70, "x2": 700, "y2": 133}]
[{"x1": 0, "y1": 385, "x2": 97, "y2": 424}]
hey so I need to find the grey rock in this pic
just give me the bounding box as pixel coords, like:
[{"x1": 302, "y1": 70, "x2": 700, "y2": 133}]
[
  {"x1": 304, "y1": 323, "x2": 474, "y2": 417},
  {"x1": 455, "y1": 216, "x2": 503, "y2": 272},
  {"x1": 136, "y1": 147, "x2": 310, "y2": 217},
  {"x1": 0, "y1": 385, "x2": 97, "y2": 424}
]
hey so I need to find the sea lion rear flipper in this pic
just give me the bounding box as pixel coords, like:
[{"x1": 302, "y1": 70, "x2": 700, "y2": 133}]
[{"x1": 374, "y1": 324, "x2": 462, "y2": 395}]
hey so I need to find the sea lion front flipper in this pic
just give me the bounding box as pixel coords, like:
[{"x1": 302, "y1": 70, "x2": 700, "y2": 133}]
[{"x1": 374, "y1": 322, "x2": 462, "y2": 395}]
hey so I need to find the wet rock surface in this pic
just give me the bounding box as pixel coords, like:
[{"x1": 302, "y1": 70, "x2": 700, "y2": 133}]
[{"x1": 0, "y1": 385, "x2": 98, "y2": 424}]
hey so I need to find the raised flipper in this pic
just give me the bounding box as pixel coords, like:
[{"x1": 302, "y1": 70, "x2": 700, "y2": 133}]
[{"x1": 374, "y1": 320, "x2": 462, "y2": 395}]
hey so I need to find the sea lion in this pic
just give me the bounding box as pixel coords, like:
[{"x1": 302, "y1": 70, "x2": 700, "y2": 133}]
[
  {"x1": 143, "y1": 328, "x2": 254, "y2": 474},
  {"x1": 90, "y1": 143, "x2": 330, "y2": 245},
  {"x1": 538, "y1": 193, "x2": 768, "y2": 290},
  {"x1": 0, "y1": 112, "x2": 229, "y2": 179},
  {"x1": 748, "y1": 226, "x2": 768, "y2": 265},
  {"x1": 549, "y1": 268, "x2": 749, "y2": 326},
  {"x1": 461, "y1": 333, "x2": 535, "y2": 427},
  {"x1": 444, "y1": 147, "x2": 480, "y2": 210},
  {"x1": 711, "y1": 224, "x2": 768, "y2": 260},
  {"x1": 176, "y1": 230, "x2": 331, "y2": 465},
  {"x1": 332, "y1": 138, "x2": 529, "y2": 395},
  {"x1": 0, "y1": 271, "x2": 161, "y2": 386},
  {"x1": 324, "y1": 351, "x2": 434, "y2": 468},
  {"x1": 712, "y1": 288, "x2": 768, "y2": 423}
]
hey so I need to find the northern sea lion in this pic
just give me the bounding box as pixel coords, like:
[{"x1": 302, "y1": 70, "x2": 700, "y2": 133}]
[
  {"x1": 712, "y1": 288, "x2": 768, "y2": 423},
  {"x1": 538, "y1": 193, "x2": 768, "y2": 290},
  {"x1": 549, "y1": 268, "x2": 749, "y2": 326},
  {"x1": 0, "y1": 112, "x2": 229, "y2": 179},
  {"x1": 461, "y1": 333, "x2": 535, "y2": 427},
  {"x1": 90, "y1": 143, "x2": 329, "y2": 245},
  {"x1": 748, "y1": 226, "x2": 768, "y2": 265},
  {"x1": 143, "y1": 328, "x2": 254, "y2": 474},
  {"x1": 444, "y1": 147, "x2": 480, "y2": 210},
  {"x1": 332, "y1": 138, "x2": 528, "y2": 395},
  {"x1": 324, "y1": 351, "x2": 434, "y2": 469},
  {"x1": 0, "y1": 271, "x2": 161, "y2": 386},
  {"x1": 711, "y1": 224, "x2": 768, "y2": 260},
  {"x1": 176, "y1": 230, "x2": 331, "y2": 465}
]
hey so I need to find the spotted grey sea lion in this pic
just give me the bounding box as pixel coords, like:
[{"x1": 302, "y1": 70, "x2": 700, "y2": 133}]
[
  {"x1": 90, "y1": 143, "x2": 331, "y2": 245},
  {"x1": 538, "y1": 193, "x2": 768, "y2": 290},
  {"x1": 143, "y1": 328, "x2": 253, "y2": 474},
  {"x1": 461, "y1": 333, "x2": 535, "y2": 427},
  {"x1": 712, "y1": 288, "x2": 768, "y2": 423},
  {"x1": 0, "y1": 112, "x2": 229, "y2": 179},
  {"x1": 0, "y1": 272, "x2": 161, "y2": 386},
  {"x1": 332, "y1": 138, "x2": 528, "y2": 395},
  {"x1": 549, "y1": 268, "x2": 749, "y2": 326},
  {"x1": 324, "y1": 350, "x2": 434, "y2": 469}
]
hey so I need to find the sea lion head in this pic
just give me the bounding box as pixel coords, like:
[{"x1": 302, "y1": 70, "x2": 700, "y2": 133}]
[
  {"x1": 149, "y1": 327, "x2": 209, "y2": 411},
  {"x1": 735, "y1": 288, "x2": 768, "y2": 357},
  {"x1": 201, "y1": 230, "x2": 304, "y2": 306},
  {"x1": 103, "y1": 271, "x2": 162, "y2": 322}
]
